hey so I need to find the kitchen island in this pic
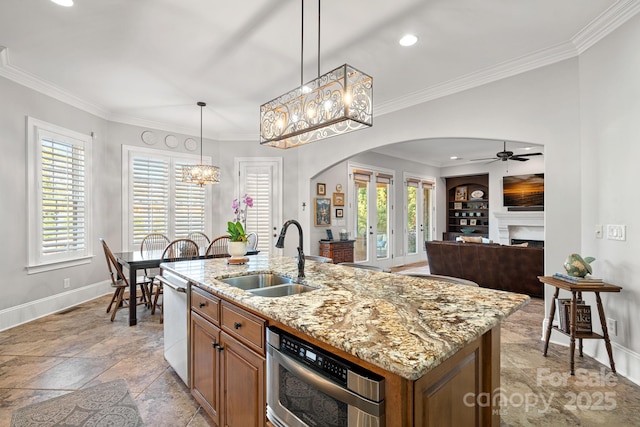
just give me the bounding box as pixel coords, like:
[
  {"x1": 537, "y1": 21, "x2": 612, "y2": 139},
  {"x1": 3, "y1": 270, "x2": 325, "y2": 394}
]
[{"x1": 161, "y1": 254, "x2": 529, "y2": 426}]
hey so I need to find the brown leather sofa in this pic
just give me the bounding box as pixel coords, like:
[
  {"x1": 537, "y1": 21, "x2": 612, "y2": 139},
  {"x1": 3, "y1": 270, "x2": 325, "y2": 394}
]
[{"x1": 425, "y1": 241, "x2": 544, "y2": 297}]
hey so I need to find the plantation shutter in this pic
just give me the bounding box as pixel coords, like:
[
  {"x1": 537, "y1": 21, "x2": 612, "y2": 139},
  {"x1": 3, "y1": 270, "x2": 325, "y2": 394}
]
[
  {"x1": 40, "y1": 137, "x2": 86, "y2": 256},
  {"x1": 131, "y1": 156, "x2": 169, "y2": 245},
  {"x1": 174, "y1": 161, "x2": 206, "y2": 238},
  {"x1": 243, "y1": 166, "x2": 272, "y2": 253}
]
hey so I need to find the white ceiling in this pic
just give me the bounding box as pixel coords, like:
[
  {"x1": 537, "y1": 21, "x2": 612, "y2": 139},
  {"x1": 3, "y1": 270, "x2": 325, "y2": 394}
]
[{"x1": 1, "y1": 0, "x2": 635, "y2": 165}]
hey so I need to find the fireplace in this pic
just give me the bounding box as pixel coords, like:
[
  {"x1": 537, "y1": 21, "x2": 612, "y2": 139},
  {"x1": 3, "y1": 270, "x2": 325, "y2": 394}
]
[
  {"x1": 494, "y1": 212, "x2": 544, "y2": 246},
  {"x1": 511, "y1": 239, "x2": 544, "y2": 248}
]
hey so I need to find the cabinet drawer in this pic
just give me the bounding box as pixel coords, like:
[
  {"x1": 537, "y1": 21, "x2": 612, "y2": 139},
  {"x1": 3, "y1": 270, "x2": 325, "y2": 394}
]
[
  {"x1": 191, "y1": 287, "x2": 220, "y2": 325},
  {"x1": 221, "y1": 302, "x2": 265, "y2": 355}
]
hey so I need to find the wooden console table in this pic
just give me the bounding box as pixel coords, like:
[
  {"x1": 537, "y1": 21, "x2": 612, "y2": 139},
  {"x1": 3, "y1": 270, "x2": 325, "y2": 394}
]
[
  {"x1": 539, "y1": 276, "x2": 622, "y2": 375},
  {"x1": 319, "y1": 240, "x2": 355, "y2": 264}
]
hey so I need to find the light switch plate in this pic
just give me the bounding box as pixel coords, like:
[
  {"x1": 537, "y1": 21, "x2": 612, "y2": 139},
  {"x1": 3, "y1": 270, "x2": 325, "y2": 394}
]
[{"x1": 606, "y1": 224, "x2": 626, "y2": 241}]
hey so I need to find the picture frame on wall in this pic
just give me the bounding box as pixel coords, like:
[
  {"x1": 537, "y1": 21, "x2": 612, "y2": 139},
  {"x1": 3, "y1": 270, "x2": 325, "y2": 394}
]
[
  {"x1": 333, "y1": 192, "x2": 345, "y2": 206},
  {"x1": 335, "y1": 208, "x2": 343, "y2": 218},
  {"x1": 454, "y1": 186, "x2": 468, "y2": 201},
  {"x1": 317, "y1": 183, "x2": 326, "y2": 195},
  {"x1": 314, "y1": 198, "x2": 331, "y2": 226}
]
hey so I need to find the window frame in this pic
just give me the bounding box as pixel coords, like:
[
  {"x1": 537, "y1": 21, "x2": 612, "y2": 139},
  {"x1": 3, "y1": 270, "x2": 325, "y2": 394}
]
[
  {"x1": 26, "y1": 117, "x2": 93, "y2": 273},
  {"x1": 121, "y1": 145, "x2": 213, "y2": 251}
]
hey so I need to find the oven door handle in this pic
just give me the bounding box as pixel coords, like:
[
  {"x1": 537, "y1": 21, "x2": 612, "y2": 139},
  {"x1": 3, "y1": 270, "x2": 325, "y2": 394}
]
[{"x1": 268, "y1": 345, "x2": 384, "y2": 417}]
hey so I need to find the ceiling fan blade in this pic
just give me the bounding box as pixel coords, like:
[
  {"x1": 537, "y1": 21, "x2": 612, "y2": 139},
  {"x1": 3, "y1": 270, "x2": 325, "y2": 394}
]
[
  {"x1": 512, "y1": 152, "x2": 543, "y2": 158},
  {"x1": 469, "y1": 157, "x2": 497, "y2": 161},
  {"x1": 510, "y1": 157, "x2": 529, "y2": 162}
]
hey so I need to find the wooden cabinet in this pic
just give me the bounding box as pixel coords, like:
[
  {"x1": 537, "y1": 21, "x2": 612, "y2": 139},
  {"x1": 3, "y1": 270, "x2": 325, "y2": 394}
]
[
  {"x1": 191, "y1": 311, "x2": 221, "y2": 425},
  {"x1": 444, "y1": 174, "x2": 489, "y2": 241},
  {"x1": 319, "y1": 240, "x2": 355, "y2": 263},
  {"x1": 191, "y1": 287, "x2": 266, "y2": 427},
  {"x1": 220, "y1": 332, "x2": 265, "y2": 427}
]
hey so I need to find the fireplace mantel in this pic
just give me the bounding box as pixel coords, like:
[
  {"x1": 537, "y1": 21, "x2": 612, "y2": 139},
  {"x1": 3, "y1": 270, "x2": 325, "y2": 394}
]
[{"x1": 494, "y1": 211, "x2": 544, "y2": 245}]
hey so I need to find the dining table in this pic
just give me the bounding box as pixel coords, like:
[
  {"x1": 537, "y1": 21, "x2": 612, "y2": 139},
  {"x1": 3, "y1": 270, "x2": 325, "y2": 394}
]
[{"x1": 113, "y1": 249, "x2": 258, "y2": 325}]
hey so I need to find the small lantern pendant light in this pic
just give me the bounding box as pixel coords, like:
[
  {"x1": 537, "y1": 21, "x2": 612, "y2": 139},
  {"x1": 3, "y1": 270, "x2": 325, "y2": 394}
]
[{"x1": 182, "y1": 102, "x2": 221, "y2": 185}]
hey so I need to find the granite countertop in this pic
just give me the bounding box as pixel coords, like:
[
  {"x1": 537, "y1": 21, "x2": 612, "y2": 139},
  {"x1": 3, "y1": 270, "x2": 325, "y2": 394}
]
[{"x1": 162, "y1": 254, "x2": 529, "y2": 381}]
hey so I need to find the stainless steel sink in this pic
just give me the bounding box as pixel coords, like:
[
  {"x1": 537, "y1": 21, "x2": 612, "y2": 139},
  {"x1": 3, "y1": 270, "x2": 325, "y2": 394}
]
[
  {"x1": 219, "y1": 273, "x2": 293, "y2": 290},
  {"x1": 248, "y1": 283, "x2": 315, "y2": 297}
]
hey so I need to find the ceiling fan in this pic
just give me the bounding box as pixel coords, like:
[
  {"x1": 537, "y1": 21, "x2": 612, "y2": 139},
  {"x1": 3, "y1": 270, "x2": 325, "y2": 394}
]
[{"x1": 471, "y1": 141, "x2": 543, "y2": 163}]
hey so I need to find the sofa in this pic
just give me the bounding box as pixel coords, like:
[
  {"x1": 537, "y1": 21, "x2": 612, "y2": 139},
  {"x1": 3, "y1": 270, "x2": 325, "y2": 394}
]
[{"x1": 425, "y1": 241, "x2": 544, "y2": 297}]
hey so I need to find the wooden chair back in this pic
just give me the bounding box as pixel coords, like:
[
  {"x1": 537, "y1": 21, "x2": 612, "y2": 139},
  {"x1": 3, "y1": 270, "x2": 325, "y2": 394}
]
[
  {"x1": 206, "y1": 235, "x2": 231, "y2": 258},
  {"x1": 100, "y1": 238, "x2": 128, "y2": 287},
  {"x1": 162, "y1": 238, "x2": 200, "y2": 261},
  {"x1": 187, "y1": 232, "x2": 211, "y2": 253},
  {"x1": 140, "y1": 233, "x2": 170, "y2": 256}
]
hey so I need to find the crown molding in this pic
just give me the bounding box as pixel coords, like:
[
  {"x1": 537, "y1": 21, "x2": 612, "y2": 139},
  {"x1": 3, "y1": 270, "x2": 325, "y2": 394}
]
[
  {"x1": 376, "y1": 41, "x2": 578, "y2": 116},
  {"x1": 377, "y1": 0, "x2": 640, "y2": 117},
  {"x1": 0, "y1": 46, "x2": 110, "y2": 120},
  {"x1": 572, "y1": 0, "x2": 640, "y2": 54},
  {"x1": 2, "y1": 0, "x2": 639, "y2": 138}
]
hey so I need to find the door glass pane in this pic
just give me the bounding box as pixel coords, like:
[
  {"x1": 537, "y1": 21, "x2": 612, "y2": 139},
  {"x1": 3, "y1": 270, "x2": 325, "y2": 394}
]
[
  {"x1": 423, "y1": 187, "x2": 432, "y2": 242},
  {"x1": 407, "y1": 185, "x2": 417, "y2": 254},
  {"x1": 354, "y1": 179, "x2": 368, "y2": 262},
  {"x1": 376, "y1": 182, "x2": 389, "y2": 259}
]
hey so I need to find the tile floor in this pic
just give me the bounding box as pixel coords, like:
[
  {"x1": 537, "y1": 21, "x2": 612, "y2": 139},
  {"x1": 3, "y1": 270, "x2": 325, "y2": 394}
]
[{"x1": 0, "y1": 289, "x2": 638, "y2": 426}]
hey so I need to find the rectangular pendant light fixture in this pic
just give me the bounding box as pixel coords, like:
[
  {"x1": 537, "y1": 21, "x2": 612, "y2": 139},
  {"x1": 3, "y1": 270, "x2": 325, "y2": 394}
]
[{"x1": 260, "y1": 64, "x2": 373, "y2": 149}]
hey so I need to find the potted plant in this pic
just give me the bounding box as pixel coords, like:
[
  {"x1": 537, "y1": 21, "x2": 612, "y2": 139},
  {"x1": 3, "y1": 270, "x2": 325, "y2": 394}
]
[{"x1": 227, "y1": 194, "x2": 253, "y2": 258}]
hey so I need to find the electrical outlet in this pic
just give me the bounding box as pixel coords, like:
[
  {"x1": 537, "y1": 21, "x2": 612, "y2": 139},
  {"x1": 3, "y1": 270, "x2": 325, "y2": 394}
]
[
  {"x1": 595, "y1": 224, "x2": 603, "y2": 239},
  {"x1": 606, "y1": 318, "x2": 617, "y2": 336},
  {"x1": 63, "y1": 278, "x2": 71, "y2": 289},
  {"x1": 606, "y1": 224, "x2": 626, "y2": 241}
]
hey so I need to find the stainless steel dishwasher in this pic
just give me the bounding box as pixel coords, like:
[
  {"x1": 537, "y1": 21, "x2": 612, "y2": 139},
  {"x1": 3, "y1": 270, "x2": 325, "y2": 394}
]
[{"x1": 156, "y1": 269, "x2": 190, "y2": 387}]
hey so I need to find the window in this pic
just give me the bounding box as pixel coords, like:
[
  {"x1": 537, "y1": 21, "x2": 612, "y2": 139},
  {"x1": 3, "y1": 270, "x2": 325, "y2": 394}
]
[
  {"x1": 123, "y1": 146, "x2": 212, "y2": 251},
  {"x1": 405, "y1": 175, "x2": 435, "y2": 257},
  {"x1": 27, "y1": 117, "x2": 93, "y2": 272}
]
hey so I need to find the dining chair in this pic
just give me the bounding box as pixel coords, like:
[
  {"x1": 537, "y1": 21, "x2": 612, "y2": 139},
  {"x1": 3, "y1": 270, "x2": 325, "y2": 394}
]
[
  {"x1": 187, "y1": 231, "x2": 211, "y2": 254},
  {"x1": 140, "y1": 233, "x2": 170, "y2": 304},
  {"x1": 205, "y1": 235, "x2": 231, "y2": 258},
  {"x1": 100, "y1": 238, "x2": 149, "y2": 321},
  {"x1": 246, "y1": 232, "x2": 258, "y2": 251},
  {"x1": 151, "y1": 238, "x2": 199, "y2": 323}
]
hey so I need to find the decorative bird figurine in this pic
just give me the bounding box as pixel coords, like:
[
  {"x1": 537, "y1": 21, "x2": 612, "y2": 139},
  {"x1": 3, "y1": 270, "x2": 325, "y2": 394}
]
[{"x1": 563, "y1": 254, "x2": 596, "y2": 278}]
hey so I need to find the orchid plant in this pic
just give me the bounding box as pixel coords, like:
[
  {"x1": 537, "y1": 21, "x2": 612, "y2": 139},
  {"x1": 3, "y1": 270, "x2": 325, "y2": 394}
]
[{"x1": 228, "y1": 194, "x2": 253, "y2": 242}]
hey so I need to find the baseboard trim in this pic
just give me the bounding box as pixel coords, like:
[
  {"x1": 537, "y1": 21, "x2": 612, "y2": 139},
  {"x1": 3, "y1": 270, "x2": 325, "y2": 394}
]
[
  {"x1": 0, "y1": 281, "x2": 111, "y2": 332},
  {"x1": 541, "y1": 318, "x2": 640, "y2": 386}
]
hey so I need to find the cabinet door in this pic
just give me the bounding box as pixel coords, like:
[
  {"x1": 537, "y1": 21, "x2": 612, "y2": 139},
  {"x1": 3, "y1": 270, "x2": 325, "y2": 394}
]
[
  {"x1": 220, "y1": 332, "x2": 266, "y2": 427},
  {"x1": 191, "y1": 312, "x2": 221, "y2": 425}
]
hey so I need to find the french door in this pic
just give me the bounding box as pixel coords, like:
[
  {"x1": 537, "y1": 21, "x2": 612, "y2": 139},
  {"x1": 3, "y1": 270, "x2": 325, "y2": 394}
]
[
  {"x1": 350, "y1": 165, "x2": 394, "y2": 269},
  {"x1": 235, "y1": 158, "x2": 282, "y2": 254},
  {"x1": 404, "y1": 176, "x2": 435, "y2": 264}
]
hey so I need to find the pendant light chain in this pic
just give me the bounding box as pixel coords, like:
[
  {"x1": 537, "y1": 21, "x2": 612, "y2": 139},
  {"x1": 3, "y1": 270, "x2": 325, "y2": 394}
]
[{"x1": 317, "y1": 0, "x2": 320, "y2": 78}]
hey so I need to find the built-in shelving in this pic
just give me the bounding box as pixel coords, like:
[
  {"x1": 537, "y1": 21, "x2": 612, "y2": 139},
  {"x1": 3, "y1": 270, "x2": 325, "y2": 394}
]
[{"x1": 444, "y1": 174, "x2": 489, "y2": 241}]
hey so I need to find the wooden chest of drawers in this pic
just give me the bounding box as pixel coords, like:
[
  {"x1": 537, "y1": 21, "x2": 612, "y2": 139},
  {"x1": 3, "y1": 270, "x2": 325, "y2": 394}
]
[{"x1": 319, "y1": 240, "x2": 355, "y2": 264}]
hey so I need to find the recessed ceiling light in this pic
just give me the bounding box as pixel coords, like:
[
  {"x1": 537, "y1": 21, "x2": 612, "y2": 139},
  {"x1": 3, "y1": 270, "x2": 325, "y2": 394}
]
[
  {"x1": 450, "y1": 156, "x2": 461, "y2": 160},
  {"x1": 51, "y1": 0, "x2": 74, "y2": 6},
  {"x1": 399, "y1": 34, "x2": 418, "y2": 47}
]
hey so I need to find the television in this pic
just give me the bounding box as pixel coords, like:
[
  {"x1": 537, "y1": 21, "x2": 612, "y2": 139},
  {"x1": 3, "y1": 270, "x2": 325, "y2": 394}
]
[{"x1": 502, "y1": 173, "x2": 544, "y2": 208}]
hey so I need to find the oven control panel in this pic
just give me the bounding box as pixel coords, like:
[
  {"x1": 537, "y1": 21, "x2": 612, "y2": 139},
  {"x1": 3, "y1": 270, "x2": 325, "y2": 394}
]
[{"x1": 279, "y1": 333, "x2": 349, "y2": 385}]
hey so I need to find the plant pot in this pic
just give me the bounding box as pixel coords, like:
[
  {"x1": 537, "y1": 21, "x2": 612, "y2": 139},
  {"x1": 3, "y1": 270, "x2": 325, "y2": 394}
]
[{"x1": 228, "y1": 241, "x2": 247, "y2": 259}]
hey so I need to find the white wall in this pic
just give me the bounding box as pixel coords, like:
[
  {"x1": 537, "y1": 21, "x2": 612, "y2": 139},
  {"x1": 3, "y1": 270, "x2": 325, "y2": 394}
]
[{"x1": 578, "y1": 12, "x2": 640, "y2": 383}]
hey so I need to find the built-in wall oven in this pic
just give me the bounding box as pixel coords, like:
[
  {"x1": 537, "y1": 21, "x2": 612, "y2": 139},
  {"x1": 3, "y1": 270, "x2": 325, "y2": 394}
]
[{"x1": 267, "y1": 327, "x2": 385, "y2": 427}]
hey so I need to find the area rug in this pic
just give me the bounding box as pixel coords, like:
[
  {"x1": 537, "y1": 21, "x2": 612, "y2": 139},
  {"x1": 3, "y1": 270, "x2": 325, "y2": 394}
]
[{"x1": 11, "y1": 379, "x2": 144, "y2": 427}]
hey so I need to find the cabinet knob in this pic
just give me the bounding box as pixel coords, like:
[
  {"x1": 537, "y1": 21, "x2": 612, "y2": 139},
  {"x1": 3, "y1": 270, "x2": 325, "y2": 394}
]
[
  {"x1": 233, "y1": 322, "x2": 242, "y2": 329},
  {"x1": 211, "y1": 342, "x2": 218, "y2": 348},
  {"x1": 216, "y1": 345, "x2": 224, "y2": 352},
  {"x1": 199, "y1": 302, "x2": 206, "y2": 308}
]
